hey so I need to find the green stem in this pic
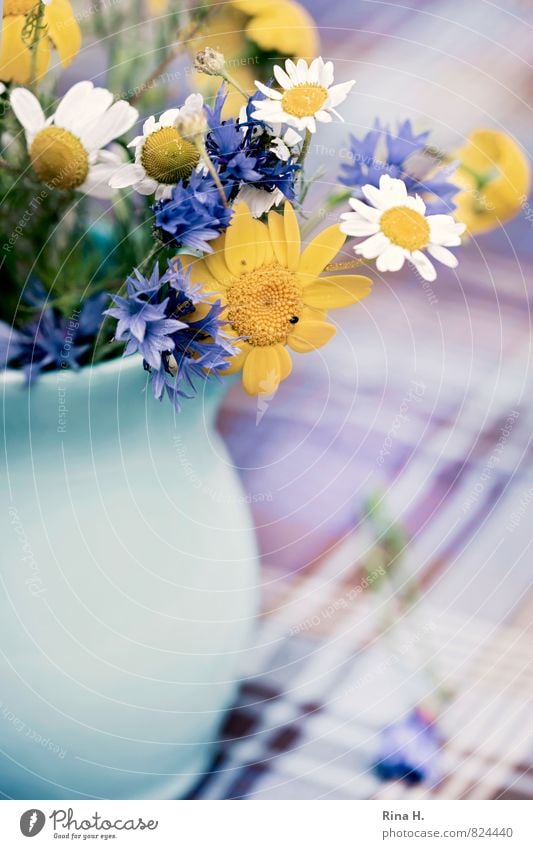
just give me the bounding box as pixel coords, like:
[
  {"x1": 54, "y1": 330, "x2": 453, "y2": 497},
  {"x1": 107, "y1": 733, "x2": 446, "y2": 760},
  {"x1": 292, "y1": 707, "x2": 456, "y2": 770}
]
[
  {"x1": 196, "y1": 140, "x2": 229, "y2": 208},
  {"x1": 29, "y1": 1, "x2": 47, "y2": 90},
  {"x1": 297, "y1": 129, "x2": 312, "y2": 166},
  {"x1": 220, "y1": 69, "x2": 249, "y2": 100}
]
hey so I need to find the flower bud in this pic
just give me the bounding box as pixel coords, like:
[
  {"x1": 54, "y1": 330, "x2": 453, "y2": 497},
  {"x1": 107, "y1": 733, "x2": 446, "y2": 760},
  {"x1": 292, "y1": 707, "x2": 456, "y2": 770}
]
[
  {"x1": 194, "y1": 47, "x2": 226, "y2": 77},
  {"x1": 175, "y1": 94, "x2": 207, "y2": 141}
]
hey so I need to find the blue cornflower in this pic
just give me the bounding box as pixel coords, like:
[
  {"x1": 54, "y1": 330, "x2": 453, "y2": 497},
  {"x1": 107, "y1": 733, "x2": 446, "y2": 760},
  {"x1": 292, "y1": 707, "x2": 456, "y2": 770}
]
[
  {"x1": 109, "y1": 260, "x2": 237, "y2": 411},
  {"x1": 153, "y1": 171, "x2": 233, "y2": 253},
  {"x1": 106, "y1": 294, "x2": 172, "y2": 343},
  {"x1": 340, "y1": 119, "x2": 458, "y2": 214},
  {"x1": 0, "y1": 291, "x2": 108, "y2": 381},
  {"x1": 373, "y1": 708, "x2": 442, "y2": 786},
  {"x1": 205, "y1": 86, "x2": 300, "y2": 208}
]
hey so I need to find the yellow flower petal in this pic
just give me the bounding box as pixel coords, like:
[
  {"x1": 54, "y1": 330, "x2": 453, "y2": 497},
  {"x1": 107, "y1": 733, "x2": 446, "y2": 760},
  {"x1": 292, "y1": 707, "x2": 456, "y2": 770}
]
[
  {"x1": 224, "y1": 340, "x2": 252, "y2": 375},
  {"x1": 233, "y1": 0, "x2": 319, "y2": 61},
  {"x1": 303, "y1": 274, "x2": 373, "y2": 309},
  {"x1": 254, "y1": 219, "x2": 268, "y2": 267},
  {"x1": 267, "y1": 210, "x2": 288, "y2": 267},
  {"x1": 283, "y1": 201, "x2": 301, "y2": 271},
  {"x1": 44, "y1": 0, "x2": 82, "y2": 68},
  {"x1": 287, "y1": 320, "x2": 336, "y2": 353},
  {"x1": 205, "y1": 236, "x2": 232, "y2": 285},
  {"x1": 0, "y1": 16, "x2": 50, "y2": 83},
  {"x1": 186, "y1": 257, "x2": 224, "y2": 295},
  {"x1": 224, "y1": 202, "x2": 258, "y2": 276},
  {"x1": 298, "y1": 224, "x2": 346, "y2": 280},
  {"x1": 242, "y1": 344, "x2": 292, "y2": 395}
]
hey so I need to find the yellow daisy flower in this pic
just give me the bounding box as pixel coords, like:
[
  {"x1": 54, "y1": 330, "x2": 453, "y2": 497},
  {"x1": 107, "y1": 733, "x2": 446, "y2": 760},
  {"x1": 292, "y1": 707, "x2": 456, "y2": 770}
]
[
  {"x1": 453, "y1": 129, "x2": 530, "y2": 235},
  {"x1": 189, "y1": 0, "x2": 319, "y2": 116},
  {"x1": 184, "y1": 202, "x2": 373, "y2": 395},
  {"x1": 0, "y1": 0, "x2": 81, "y2": 85}
]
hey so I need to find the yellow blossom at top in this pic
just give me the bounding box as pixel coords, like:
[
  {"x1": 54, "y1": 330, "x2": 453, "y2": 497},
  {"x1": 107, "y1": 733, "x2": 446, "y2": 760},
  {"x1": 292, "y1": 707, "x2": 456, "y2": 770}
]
[
  {"x1": 189, "y1": 0, "x2": 319, "y2": 116},
  {"x1": 0, "y1": 0, "x2": 82, "y2": 84},
  {"x1": 453, "y1": 129, "x2": 531, "y2": 235},
  {"x1": 183, "y1": 202, "x2": 373, "y2": 396}
]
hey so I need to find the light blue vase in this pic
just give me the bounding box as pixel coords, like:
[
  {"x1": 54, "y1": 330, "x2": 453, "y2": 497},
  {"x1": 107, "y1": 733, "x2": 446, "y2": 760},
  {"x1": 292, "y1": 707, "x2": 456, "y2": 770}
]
[{"x1": 0, "y1": 356, "x2": 258, "y2": 799}]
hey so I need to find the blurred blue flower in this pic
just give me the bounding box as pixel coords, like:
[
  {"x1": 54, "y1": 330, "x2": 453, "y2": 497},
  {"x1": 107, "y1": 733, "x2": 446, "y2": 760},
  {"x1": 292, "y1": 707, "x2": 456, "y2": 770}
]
[
  {"x1": 374, "y1": 708, "x2": 442, "y2": 786},
  {"x1": 340, "y1": 119, "x2": 458, "y2": 214},
  {"x1": 0, "y1": 291, "x2": 108, "y2": 381}
]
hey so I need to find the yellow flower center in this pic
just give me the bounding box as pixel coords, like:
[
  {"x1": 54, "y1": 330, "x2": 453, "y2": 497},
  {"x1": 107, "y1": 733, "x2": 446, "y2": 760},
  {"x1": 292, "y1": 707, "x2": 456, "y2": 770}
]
[
  {"x1": 141, "y1": 127, "x2": 200, "y2": 184},
  {"x1": 29, "y1": 127, "x2": 89, "y2": 190},
  {"x1": 226, "y1": 263, "x2": 303, "y2": 346},
  {"x1": 281, "y1": 84, "x2": 328, "y2": 118},
  {"x1": 4, "y1": 0, "x2": 36, "y2": 14},
  {"x1": 380, "y1": 206, "x2": 430, "y2": 252}
]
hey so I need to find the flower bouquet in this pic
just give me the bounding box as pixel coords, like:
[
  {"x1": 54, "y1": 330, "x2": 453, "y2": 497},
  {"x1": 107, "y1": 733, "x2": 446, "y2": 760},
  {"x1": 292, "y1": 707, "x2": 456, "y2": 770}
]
[{"x1": 0, "y1": 0, "x2": 528, "y2": 802}]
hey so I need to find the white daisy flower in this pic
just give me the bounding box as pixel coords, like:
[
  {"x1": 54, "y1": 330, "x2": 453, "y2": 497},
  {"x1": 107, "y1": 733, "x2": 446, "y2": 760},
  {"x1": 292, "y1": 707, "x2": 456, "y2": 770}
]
[
  {"x1": 109, "y1": 95, "x2": 204, "y2": 201},
  {"x1": 10, "y1": 82, "x2": 138, "y2": 199},
  {"x1": 340, "y1": 174, "x2": 466, "y2": 281},
  {"x1": 251, "y1": 57, "x2": 355, "y2": 134}
]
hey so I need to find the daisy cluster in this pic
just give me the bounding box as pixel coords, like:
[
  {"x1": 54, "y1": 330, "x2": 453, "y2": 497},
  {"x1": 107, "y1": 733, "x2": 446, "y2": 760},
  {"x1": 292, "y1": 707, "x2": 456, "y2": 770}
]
[{"x1": 2, "y1": 49, "x2": 469, "y2": 402}]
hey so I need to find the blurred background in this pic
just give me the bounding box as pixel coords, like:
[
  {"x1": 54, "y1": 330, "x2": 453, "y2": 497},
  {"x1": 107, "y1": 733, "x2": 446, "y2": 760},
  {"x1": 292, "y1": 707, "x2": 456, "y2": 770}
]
[{"x1": 59, "y1": 0, "x2": 533, "y2": 798}]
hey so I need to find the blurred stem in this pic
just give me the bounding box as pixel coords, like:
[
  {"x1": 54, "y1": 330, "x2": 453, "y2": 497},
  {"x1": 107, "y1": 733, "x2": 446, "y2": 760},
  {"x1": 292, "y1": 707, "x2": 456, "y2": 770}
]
[
  {"x1": 300, "y1": 188, "x2": 352, "y2": 238},
  {"x1": 25, "y1": 0, "x2": 47, "y2": 90},
  {"x1": 129, "y1": 7, "x2": 215, "y2": 106}
]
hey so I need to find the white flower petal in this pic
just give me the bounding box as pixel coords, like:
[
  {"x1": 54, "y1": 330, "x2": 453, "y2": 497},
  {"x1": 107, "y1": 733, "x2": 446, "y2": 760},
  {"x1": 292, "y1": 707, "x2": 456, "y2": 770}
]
[
  {"x1": 354, "y1": 231, "x2": 389, "y2": 259},
  {"x1": 362, "y1": 183, "x2": 389, "y2": 209},
  {"x1": 379, "y1": 174, "x2": 408, "y2": 205},
  {"x1": 296, "y1": 58, "x2": 308, "y2": 83},
  {"x1": 273, "y1": 64, "x2": 293, "y2": 90},
  {"x1": 428, "y1": 215, "x2": 465, "y2": 245},
  {"x1": 284, "y1": 59, "x2": 300, "y2": 85},
  {"x1": 53, "y1": 81, "x2": 94, "y2": 130},
  {"x1": 283, "y1": 127, "x2": 302, "y2": 147},
  {"x1": 409, "y1": 250, "x2": 437, "y2": 281},
  {"x1": 320, "y1": 60, "x2": 335, "y2": 87},
  {"x1": 80, "y1": 100, "x2": 138, "y2": 151},
  {"x1": 340, "y1": 215, "x2": 379, "y2": 237},
  {"x1": 154, "y1": 183, "x2": 175, "y2": 200},
  {"x1": 376, "y1": 244, "x2": 406, "y2": 273},
  {"x1": 427, "y1": 243, "x2": 458, "y2": 268},
  {"x1": 254, "y1": 81, "x2": 282, "y2": 100},
  {"x1": 236, "y1": 185, "x2": 283, "y2": 217},
  {"x1": 136, "y1": 177, "x2": 159, "y2": 195},
  {"x1": 405, "y1": 193, "x2": 426, "y2": 215},
  {"x1": 305, "y1": 58, "x2": 318, "y2": 83},
  {"x1": 348, "y1": 196, "x2": 381, "y2": 221},
  {"x1": 160, "y1": 108, "x2": 180, "y2": 127},
  {"x1": 326, "y1": 80, "x2": 355, "y2": 108},
  {"x1": 142, "y1": 115, "x2": 157, "y2": 136},
  {"x1": 108, "y1": 162, "x2": 146, "y2": 189},
  {"x1": 80, "y1": 163, "x2": 122, "y2": 199},
  {"x1": 10, "y1": 88, "x2": 46, "y2": 139}
]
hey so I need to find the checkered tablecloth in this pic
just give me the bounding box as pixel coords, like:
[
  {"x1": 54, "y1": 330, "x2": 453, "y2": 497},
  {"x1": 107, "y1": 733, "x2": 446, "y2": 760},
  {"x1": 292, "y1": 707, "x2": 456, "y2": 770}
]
[
  {"x1": 191, "y1": 0, "x2": 533, "y2": 801},
  {"x1": 192, "y1": 232, "x2": 533, "y2": 799}
]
